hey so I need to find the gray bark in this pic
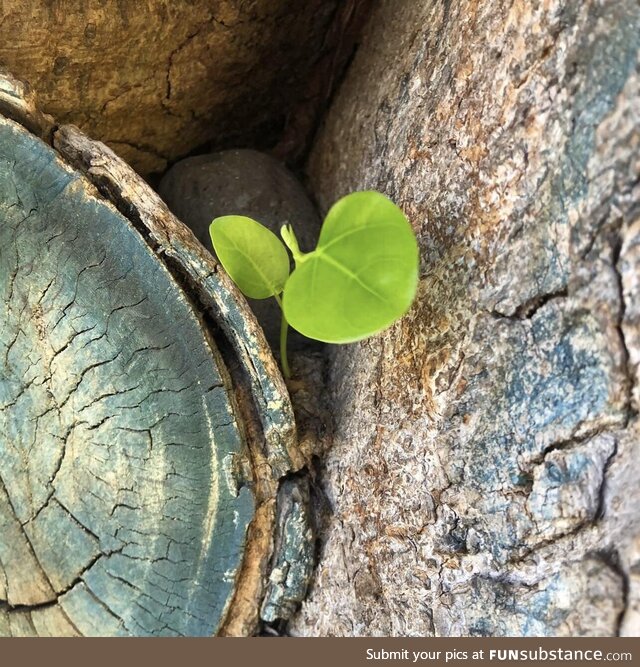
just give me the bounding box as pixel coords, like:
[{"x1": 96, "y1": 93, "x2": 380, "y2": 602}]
[{"x1": 291, "y1": 0, "x2": 640, "y2": 637}]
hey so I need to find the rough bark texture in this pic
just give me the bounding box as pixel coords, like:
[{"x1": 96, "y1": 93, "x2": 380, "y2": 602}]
[
  {"x1": 0, "y1": 0, "x2": 341, "y2": 175},
  {"x1": 291, "y1": 0, "x2": 640, "y2": 636}
]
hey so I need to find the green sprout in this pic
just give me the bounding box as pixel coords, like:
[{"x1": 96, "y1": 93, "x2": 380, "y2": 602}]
[{"x1": 209, "y1": 191, "x2": 419, "y2": 379}]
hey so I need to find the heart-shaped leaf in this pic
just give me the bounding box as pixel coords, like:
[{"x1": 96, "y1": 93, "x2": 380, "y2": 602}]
[
  {"x1": 210, "y1": 215, "x2": 290, "y2": 299},
  {"x1": 282, "y1": 191, "x2": 419, "y2": 343}
]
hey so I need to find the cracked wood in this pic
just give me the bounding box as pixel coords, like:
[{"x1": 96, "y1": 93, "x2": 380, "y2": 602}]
[{"x1": 0, "y1": 115, "x2": 255, "y2": 635}]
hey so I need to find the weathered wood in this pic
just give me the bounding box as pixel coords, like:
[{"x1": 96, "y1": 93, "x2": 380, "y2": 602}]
[
  {"x1": 292, "y1": 0, "x2": 640, "y2": 637},
  {"x1": 52, "y1": 125, "x2": 300, "y2": 487},
  {"x1": 0, "y1": 113, "x2": 253, "y2": 635},
  {"x1": 0, "y1": 73, "x2": 307, "y2": 636},
  {"x1": 0, "y1": 0, "x2": 341, "y2": 175}
]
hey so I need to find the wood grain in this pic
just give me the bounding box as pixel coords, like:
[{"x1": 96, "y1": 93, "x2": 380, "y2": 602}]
[
  {"x1": 0, "y1": 115, "x2": 254, "y2": 635},
  {"x1": 0, "y1": 70, "x2": 307, "y2": 636}
]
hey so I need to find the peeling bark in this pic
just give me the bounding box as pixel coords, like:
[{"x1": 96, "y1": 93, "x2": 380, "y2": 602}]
[{"x1": 291, "y1": 0, "x2": 640, "y2": 637}]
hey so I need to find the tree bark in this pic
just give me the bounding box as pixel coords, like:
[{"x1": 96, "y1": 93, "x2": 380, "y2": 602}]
[
  {"x1": 291, "y1": 0, "x2": 640, "y2": 636},
  {"x1": 0, "y1": 0, "x2": 342, "y2": 176}
]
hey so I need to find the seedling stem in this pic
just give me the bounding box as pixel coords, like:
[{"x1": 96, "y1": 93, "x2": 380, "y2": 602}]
[{"x1": 273, "y1": 292, "x2": 290, "y2": 379}]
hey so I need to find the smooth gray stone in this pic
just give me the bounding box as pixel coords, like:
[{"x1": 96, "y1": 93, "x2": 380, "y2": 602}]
[{"x1": 158, "y1": 150, "x2": 322, "y2": 350}]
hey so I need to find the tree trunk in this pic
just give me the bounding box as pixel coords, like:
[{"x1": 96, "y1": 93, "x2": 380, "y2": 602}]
[
  {"x1": 291, "y1": 0, "x2": 640, "y2": 636},
  {"x1": 0, "y1": 0, "x2": 343, "y2": 176}
]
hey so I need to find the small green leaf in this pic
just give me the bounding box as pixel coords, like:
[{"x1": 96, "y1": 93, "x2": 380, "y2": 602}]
[
  {"x1": 280, "y1": 224, "x2": 306, "y2": 265},
  {"x1": 282, "y1": 191, "x2": 419, "y2": 343},
  {"x1": 210, "y1": 215, "x2": 290, "y2": 299}
]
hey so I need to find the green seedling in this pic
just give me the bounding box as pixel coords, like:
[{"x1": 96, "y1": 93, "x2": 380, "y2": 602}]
[{"x1": 210, "y1": 191, "x2": 419, "y2": 379}]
